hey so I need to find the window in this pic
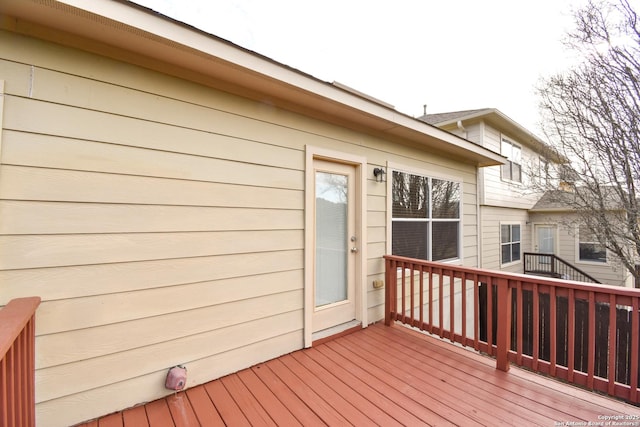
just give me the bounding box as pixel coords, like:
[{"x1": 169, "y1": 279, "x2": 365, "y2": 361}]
[
  {"x1": 540, "y1": 157, "x2": 550, "y2": 185},
  {"x1": 578, "y1": 225, "x2": 606, "y2": 263},
  {"x1": 501, "y1": 138, "x2": 522, "y2": 183},
  {"x1": 500, "y1": 224, "x2": 521, "y2": 265},
  {"x1": 391, "y1": 170, "x2": 461, "y2": 261}
]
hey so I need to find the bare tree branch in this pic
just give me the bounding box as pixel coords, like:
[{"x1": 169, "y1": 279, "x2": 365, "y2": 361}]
[{"x1": 536, "y1": 0, "x2": 640, "y2": 281}]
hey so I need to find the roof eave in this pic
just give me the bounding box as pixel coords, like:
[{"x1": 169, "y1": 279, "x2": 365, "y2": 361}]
[{"x1": 0, "y1": 0, "x2": 504, "y2": 167}]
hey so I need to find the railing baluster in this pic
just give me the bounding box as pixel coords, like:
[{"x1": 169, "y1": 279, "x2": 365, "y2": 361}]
[
  {"x1": 410, "y1": 263, "x2": 415, "y2": 326},
  {"x1": 401, "y1": 262, "x2": 407, "y2": 324},
  {"x1": 568, "y1": 288, "x2": 576, "y2": 383},
  {"x1": 449, "y1": 270, "x2": 455, "y2": 343},
  {"x1": 438, "y1": 269, "x2": 444, "y2": 339},
  {"x1": 588, "y1": 291, "x2": 596, "y2": 390},
  {"x1": 461, "y1": 273, "x2": 467, "y2": 344},
  {"x1": 419, "y1": 264, "x2": 424, "y2": 329},
  {"x1": 516, "y1": 282, "x2": 523, "y2": 366},
  {"x1": 608, "y1": 293, "x2": 616, "y2": 396},
  {"x1": 550, "y1": 285, "x2": 557, "y2": 376},
  {"x1": 428, "y1": 267, "x2": 434, "y2": 335},
  {"x1": 487, "y1": 279, "x2": 493, "y2": 356},
  {"x1": 533, "y1": 284, "x2": 540, "y2": 371},
  {"x1": 474, "y1": 275, "x2": 479, "y2": 351},
  {"x1": 630, "y1": 297, "x2": 639, "y2": 403}
]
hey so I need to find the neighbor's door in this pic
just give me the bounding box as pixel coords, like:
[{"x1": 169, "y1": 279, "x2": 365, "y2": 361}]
[
  {"x1": 313, "y1": 159, "x2": 357, "y2": 333},
  {"x1": 534, "y1": 224, "x2": 556, "y2": 263}
]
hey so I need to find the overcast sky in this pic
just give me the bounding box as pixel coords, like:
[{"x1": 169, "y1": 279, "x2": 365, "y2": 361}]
[{"x1": 133, "y1": 0, "x2": 598, "y2": 136}]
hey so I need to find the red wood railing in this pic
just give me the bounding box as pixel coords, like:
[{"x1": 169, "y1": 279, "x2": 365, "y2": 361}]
[
  {"x1": 0, "y1": 297, "x2": 41, "y2": 427},
  {"x1": 384, "y1": 255, "x2": 640, "y2": 404}
]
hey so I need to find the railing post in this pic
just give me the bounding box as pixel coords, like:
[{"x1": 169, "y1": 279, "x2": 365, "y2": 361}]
[
  {"x1": 496, "y1": 278, "x2": 511, "y2": 372},
  {"x1": 384, "y1": 257, "x2": 395, "y2": 326}
]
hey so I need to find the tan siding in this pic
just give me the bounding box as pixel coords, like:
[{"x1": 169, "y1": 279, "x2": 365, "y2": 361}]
[
  {"x1": 2, "y1": 128, "x2": 303, "y2": 189},
  {"x1": 37, "y1": 329, "x2": 302, "y2": 427},
  {"x1": 36, "y1": 291, "x2": 302, "y2": 401},
  {"x1": 0, "y1": 29, "x2": 480, "y2": 427},
  {"x1": 480, "y1": 206, "x2": 530, "y2": 274},
  {"x1": 3, "y1": 249, "x2": 302, "y2": 302},
  {"x1": 0, "y1": 165, "x2": 302, "y2": 208},
  {"x1": 529, "y1": 212, "x2": 629, "y2": 287},
  {"x1": 0, "y1": 230, "x2": 301, "y2": 270},
  {"x1": 481, "y1": 124, "x2": 540, "y2": 210}
]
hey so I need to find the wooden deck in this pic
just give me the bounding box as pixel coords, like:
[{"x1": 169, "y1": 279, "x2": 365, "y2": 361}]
[{"x1": 78, "y1": 323, "x2": 640, "y2": 426}]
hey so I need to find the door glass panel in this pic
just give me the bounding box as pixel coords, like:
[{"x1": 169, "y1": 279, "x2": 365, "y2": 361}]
[
  {"x1": 538, "y1": 227, "x2": 554, "y2": 253},
  {"x1": 315, "y1": 171, "x2": 348, "y2": 307},
  {"x1": 537, "y1": 226, "x2": 555, "y2": 264}
]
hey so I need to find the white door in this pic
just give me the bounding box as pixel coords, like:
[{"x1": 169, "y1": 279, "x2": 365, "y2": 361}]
[
  {"x1": 312, "y1": 160, "x2": 357, "y2": 333},
  {"x1": 535, "y1": 224, "x2": 556, "y2": 264}
]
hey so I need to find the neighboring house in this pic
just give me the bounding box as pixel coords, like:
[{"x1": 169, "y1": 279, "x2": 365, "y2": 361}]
[
  {"x1": 419, "y1": 108, "x2": 633, "y2": 287},
  {"x1": 0, "y1": 1, "x2": 503, "y2": 426},
  {"x1": 529, "y1": 190, "x2": 634, "y2": 287}
]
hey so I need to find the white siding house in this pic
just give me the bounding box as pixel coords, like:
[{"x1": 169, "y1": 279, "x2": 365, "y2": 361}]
[
  {"x1": 419, "y1": 109, "x2": 550, "y2": 274},
  {"x1": 0, "y1": 1, "x2": 503, "y2": 426},
  {"x1": 420, "y1": 108, "x2": 633, "y2": 287}
]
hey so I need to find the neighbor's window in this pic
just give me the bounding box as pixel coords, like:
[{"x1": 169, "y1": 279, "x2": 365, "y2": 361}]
[
  {"x1": 392, "y1": 170, "x2": 461, "y2": 261},
  {"x1": 578, "y1": 225, "x2": 607, "y2": 263},
  {"x1": 501, "y1": 138, "x2": 522, "y2": 183},
  {"x1": 500, "y1": 224, "x2": 521, "y2": 265},
  {"x1": 540, "y1": 157, "x2": 550, "y2": 185}
]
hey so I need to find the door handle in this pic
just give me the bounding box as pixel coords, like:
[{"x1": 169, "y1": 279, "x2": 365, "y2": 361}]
[{"x1": 351, "y1": 247, "x2": 359, "y2": 253}]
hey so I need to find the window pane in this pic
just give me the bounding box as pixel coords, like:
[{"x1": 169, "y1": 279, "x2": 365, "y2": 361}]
[
  {"x1": 511, "y1": 242, "x2": 521, "y2": 262},
  {"x1": 432, "y1": 221, "x2": 459, "y2": 261},
  {"x1": 432, "y1": 179, "x2": 460, "y2": 219},
  {"x1": 501, "y1": 225, "x2": 511, "y2": 243},
  {"x1": 578, "y1": 225, "x2": 606, "y2": 262},
  {"x1": 512, "y1": 145, "x2": 522, "y2": 164},
  {"x1": 580, "y1": 243, "x2": 607, "y2": 262},
  {"x1": 513, "y1": 163, "x2": 522, "y2": 182},
  {"x1": 512, "y1": 225, "x2": 521, "y2": 242},
  {"x1": 392, "y1": 221, "x2": 428, "y2": 260},
  {"x1": 501, "y1": 244, "x2": 511, "y2": 264},
  {"x1": 501, "y1": 139, "x2": 512, "y2": 158},
  {"x1": 502, "y1": 162, "x2": 512, "y2": 180},
  {"x1": 392, "y1": 171, "x2": 429, "y2": 218}
]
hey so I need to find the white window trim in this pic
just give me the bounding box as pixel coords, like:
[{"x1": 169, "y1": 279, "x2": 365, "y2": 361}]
[
  {"x1": 575, "y1": 225, "x2": 609, "y2": 265},
  {"x1": 386, "y1": 161, "x2": 464, "y2": 266},
  {"x1": 500, "y1": 222, "x2": 522, "y2": 267}
]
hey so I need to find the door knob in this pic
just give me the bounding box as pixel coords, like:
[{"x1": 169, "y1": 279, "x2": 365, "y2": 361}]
[{"x1": 351, "y1": 247, "x2": 359, "y2": 253}]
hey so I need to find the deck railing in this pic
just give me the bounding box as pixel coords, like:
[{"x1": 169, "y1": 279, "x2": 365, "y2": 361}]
[
  {"x1": 524, "y1": 252, "x2": 601, "y2": 283},
  {"x1": 0, "y1": 297, "x2": 41, "y2": 427},
  {"x1": 384, "y1": 255, "x2": 640, "y2": 404}
]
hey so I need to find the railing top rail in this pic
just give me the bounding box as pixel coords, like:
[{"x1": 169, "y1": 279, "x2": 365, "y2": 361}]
[
  {"x1": 384, "y1": 255, "x2": 640, "y2": 297},
  {"x1": 0, "y1": 296, "x2": 41, "y2": 358}
]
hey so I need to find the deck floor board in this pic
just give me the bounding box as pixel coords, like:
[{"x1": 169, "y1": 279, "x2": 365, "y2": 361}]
[{"x1": 76, "y1": 323, "x2": 640, "y2": 426}]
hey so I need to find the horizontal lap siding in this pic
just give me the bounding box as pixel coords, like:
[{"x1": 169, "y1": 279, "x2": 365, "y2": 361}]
[
  {"x1": 480, "y1": 206, "x2": 530, "y2": 273},
  {"x1": 1, "y1": 32, "x2": 310, "y2": 427},
  {"x1": 0, "y1": 30, "x2": 479, "y2": 426}
]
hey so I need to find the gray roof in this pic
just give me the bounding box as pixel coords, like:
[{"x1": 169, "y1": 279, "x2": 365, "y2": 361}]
[
  {"x1": 418, "y1": 109, "x2": 493, "y2": 125},
  {"x1": 531, "y1": 188, "x2": 626, "y2": 212}
]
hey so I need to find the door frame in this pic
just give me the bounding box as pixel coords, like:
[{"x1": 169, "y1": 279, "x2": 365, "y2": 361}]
[{"x1": 304, "y1": 146, "x2": 367, "y2": 347}]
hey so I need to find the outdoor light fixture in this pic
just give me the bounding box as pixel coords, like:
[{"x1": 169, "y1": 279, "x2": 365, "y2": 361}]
[{"x1": 373, "y1": 167, "x2": 386, "y2": 183}]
